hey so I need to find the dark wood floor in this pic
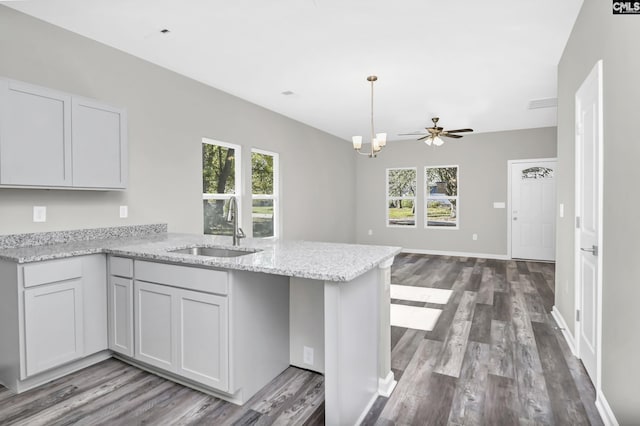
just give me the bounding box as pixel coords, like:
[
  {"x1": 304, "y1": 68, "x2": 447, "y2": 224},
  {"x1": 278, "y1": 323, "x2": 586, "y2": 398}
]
[{"x1": 0, "y1": 254, "x2": 603, "y2": 425}]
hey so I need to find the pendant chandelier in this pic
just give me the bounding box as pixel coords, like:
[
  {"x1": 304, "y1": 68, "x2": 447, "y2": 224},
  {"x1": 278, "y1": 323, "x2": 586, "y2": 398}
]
[{"x1": 352, "y1": 75, "x2": 386, "y2": 158}]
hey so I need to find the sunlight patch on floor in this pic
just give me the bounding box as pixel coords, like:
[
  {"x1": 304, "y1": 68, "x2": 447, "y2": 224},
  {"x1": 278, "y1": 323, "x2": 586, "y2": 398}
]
[
  {"x1": 390, "y1": 284, "x2": 452, "y2": 305},
  {"x1": 390, "y1": 304, "x2": 442, "y2": 331}
]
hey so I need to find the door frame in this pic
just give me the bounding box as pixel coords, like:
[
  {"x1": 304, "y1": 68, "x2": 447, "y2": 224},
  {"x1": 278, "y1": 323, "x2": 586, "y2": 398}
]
[
  {"x1": 507, "y1": 157, "x2": 558, "y2": 260},
  {"x1": 574, "y1": 60, "x2": 604, "y2": 393}
]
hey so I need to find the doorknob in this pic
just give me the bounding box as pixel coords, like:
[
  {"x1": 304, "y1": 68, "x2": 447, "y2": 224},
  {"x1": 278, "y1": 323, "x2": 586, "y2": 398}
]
[
  {"x1": 513, "y1": 217, "x2": 518, "y2": 221},
  {"x1": 580, "y1": 245, "x2": 598, "y2": 256}
]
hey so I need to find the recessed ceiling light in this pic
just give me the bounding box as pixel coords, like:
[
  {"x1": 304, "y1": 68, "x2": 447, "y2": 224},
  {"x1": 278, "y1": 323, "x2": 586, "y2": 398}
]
[
  {"x1": 281, "y1": 91, "x2": 295, "y2": 96},
  {"x1": 160, "y1": 29, "x2": 170, "y2": 34}
]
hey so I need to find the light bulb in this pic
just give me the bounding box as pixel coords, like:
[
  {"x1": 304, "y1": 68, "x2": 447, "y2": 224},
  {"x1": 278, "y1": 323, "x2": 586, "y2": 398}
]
[
  {"x1": 352, "y1": 136, "x2": 362, "y2": 150},
  {"x1": 424, "y1": 137, "x2": 432, "y2": 146},
  {"x1": 376, "y1": 133, "x2": 387, "y2": 147},
  {"x1": 372, "y1": 138, "x2": 381, "y2": 152},
  {"x1": 433, "y1": 136, "x2": 444, "y2": 146}
]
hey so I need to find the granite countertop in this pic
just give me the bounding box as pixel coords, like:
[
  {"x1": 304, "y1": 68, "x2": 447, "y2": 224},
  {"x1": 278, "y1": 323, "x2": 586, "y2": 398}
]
[{"x1": 0, "y1": 231, "x2": 401, "y2": 282}]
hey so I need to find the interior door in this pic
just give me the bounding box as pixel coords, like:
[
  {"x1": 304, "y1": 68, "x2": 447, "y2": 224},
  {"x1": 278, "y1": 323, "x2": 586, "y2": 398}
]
[
  {"x1": 511, "y1": 159, "x2": 557, "y2": 261},
  {"x1": 575, "y1": 61, "x2": 602, "y2": 383}
]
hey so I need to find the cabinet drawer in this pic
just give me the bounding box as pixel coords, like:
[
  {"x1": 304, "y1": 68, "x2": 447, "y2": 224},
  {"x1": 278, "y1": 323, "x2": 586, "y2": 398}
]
[
  {"x1": 109, "y1": 256, "x2": 133, "y2": 278},
  {"x1": 23, "y1": 257, "x2": 82, "y2": 288},
  {"x1": 135, "y1": 261, "x2": 227, "y2": 295}
]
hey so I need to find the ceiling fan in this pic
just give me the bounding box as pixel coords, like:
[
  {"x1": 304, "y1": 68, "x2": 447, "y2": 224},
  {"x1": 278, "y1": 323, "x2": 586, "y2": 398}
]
[{"x1": 399, "y1": 117, "x2": 473, "y2": 146}]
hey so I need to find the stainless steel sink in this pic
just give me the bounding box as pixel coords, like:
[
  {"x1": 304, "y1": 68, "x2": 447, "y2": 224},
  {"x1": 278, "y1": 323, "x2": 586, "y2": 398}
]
[{"x1": 169, "y1": 246, "x2": 257, "y2": 258}]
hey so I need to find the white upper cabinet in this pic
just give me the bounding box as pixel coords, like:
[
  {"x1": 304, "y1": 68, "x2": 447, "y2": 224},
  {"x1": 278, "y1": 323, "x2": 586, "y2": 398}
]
[
  {"x1": 0, "y1": 77, "x2": 127, "y2": 190},
  {"x1": 0, "y1": 79, "x2": 72, "y2": 187},
  {"x1": 72, "y1": 97, "x2": 127, "y2": 189}
]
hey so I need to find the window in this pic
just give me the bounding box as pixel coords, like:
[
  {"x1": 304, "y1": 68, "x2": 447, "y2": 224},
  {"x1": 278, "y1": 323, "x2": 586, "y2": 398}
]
[
  {"x1": 386, "y1": 168, "x2": 417, "y2": 227},
  {"x1": 202, "y1": 139, "x2": 241, "y2": 235},
  {"x1": 251, "y1": 149, "x2": 279, "y2": 238},
  {"x1": 425, "y1": 165, "x2": 458, "y2": 228}
]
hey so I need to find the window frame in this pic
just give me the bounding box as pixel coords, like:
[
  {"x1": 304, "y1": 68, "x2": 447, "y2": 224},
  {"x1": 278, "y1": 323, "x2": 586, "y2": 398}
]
[
  {"x1": 386, "y1": 167, "x2": 417, "y2": 228},
  {"x1": 251, "y1": 148, "x2": 280, "y2": 239},
  {"x1": 202, "y1": 138, "x2": 242, "y2": 235},
  {"x1": 424, "y1": 164, "x2": 459, "y2": 230}
]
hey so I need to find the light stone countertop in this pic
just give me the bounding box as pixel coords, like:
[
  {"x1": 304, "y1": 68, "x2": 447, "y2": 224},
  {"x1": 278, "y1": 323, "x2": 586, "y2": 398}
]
[{"x1": 0, "y1": 232, "x2": 401, "y2": 282}]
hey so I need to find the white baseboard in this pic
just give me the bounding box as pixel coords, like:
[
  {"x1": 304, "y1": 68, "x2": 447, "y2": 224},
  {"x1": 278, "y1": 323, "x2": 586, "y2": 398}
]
[
  {"x1": 378, "y1": 371, "x2": 397, "y2": 397},
  {"x1": 355, "y1": 391, "x2": 380, "y2": 426},
  {"x1": 401, "y1": 248, "x2": 509, "y2": 260},
  {"x1": 551, "y1": 306, "x2": 578, "y2": 357},
  {"x1": 596, "y1": 391, "x2": 620, "y2": 426}
]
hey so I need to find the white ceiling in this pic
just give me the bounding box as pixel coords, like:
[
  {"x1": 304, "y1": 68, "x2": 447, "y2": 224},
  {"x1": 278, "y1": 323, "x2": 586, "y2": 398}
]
[{"x1": 5, "y1": 0, "x2": 583, "y2": 141}]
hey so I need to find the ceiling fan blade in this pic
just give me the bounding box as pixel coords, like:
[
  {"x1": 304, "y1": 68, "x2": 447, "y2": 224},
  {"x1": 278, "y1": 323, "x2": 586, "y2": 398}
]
[
  {"x1": 398, "y1": 132, "x2": 427, "y2": 136},
  {"x1": 444, "y1": 128, "x2": 473, "y2": 133},
  {"x1": 441, "y1": 133, "x2": 463, "y2": 139},
  {"x1": 417, "y1": 135, "x2": 430, "y2": 141}
]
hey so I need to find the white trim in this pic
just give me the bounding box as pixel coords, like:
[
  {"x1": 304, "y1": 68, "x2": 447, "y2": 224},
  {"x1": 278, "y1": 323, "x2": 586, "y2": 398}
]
[
  {"x1": 386, "y1": 167, "x2": 417, "y2": 228},
  {"x1": 596, "y1": 391, "x2": 620, "y2": 426},
  {"x1": 551, "y1": 306, "x2": 577, "y2": 357},
  {"x1": 424, "y1": 165, "x2": 459, "y2": 230},
  {"x1": 573, "y1": 60, "x2": 604, "y2": 398},
  {"x1": 401, "y1": 247, "x2": 509, "y2": 260},
  {"x1": 378, "y1": 371, "x2": 397, "y2": 397},
  {"x1": 355, "y1": 392, "x2": 380, "y2": 426},
  {"x1": 507, "y1": 157, "x2": 558, "y2": 259}
]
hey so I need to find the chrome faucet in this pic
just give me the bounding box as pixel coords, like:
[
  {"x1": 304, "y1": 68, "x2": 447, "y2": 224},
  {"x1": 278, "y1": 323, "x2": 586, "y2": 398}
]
[{"x1": 226, "y1": 196, "x2": 245, "y2": 246}]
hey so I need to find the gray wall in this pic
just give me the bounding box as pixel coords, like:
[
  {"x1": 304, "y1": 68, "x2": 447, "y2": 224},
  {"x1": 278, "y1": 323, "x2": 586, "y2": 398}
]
[
  {"x1": 0, "y1": 6, "x2": 356, "y2": 243},
  {"x1": 355, "y1": 127, "x2": 556, "y2": 256},
  {"x1": 556, "y1": 0, "x2": 640, "y2": 422}
]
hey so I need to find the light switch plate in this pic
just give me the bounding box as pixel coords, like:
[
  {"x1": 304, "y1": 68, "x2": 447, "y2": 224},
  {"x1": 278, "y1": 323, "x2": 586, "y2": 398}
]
[
  {"x1": 119, "y1": 205, "x2": 128, "y2": 218},
  {"x1": 33, "y1": 206, "x2": 46, "y2": 223},
  {"x1": 559, "y1": 203, "x2": 565, "y2": 218}
]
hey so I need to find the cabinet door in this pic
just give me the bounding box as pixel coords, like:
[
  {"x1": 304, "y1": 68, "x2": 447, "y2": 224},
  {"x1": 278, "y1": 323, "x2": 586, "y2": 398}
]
[
  {"x1": 71, "y1": 97, "x2": 127, "y2": 189},
  {"x1": 108, "y1": 276, "x2": 133, "y2": 357},
  {"x1": 83, "y1": 255, "x2": 108, "y2": 356},
  {"x1": 134, "y1": 281, "x2": 177, "y2": 372},
  {"x1": 0, "y1": 79, "x2": 72, "y2": 186},
  {"x1": 176, "y1": 289, "x2": 229, "y2": 392},
  {"x1": 23, "y1": 280, "x2": 84, "y2": 377}
]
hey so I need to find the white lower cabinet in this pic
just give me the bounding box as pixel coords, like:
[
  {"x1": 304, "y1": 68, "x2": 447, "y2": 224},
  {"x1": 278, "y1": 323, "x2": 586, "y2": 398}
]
[
  {"x1": 108, "y1": 277, "x2": 134, "y2": 357},
  {"x1": 133, "y1": 280, "x2": 229, "y2": 392},
  {"x1": 176, "y1": 289, "x2": 228, "y2": 391},
  {"x1": 134, "y1": 281, "x2": 177, "y2": 371},
  {"x1": 23, "y1": 280, "x2": 84, "y2": 377},
  {"x1": 0, "y1": 254, "x2": 108, "y2": 393}
]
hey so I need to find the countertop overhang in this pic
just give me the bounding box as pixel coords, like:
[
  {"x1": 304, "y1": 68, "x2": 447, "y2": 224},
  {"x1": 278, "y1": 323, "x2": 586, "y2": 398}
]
[{"x1": 0, "y1": 232, "x2": 401, "y2": 282}]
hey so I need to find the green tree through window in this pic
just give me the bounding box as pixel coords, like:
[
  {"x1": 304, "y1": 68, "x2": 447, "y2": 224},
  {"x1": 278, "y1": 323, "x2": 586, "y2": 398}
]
[{"x1": 203, "y1": 141, "x2": 239, "y2": 235}]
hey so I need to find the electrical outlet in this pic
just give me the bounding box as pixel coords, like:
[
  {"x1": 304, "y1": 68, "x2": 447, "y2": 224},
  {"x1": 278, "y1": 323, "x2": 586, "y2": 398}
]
[
  {"x1": 119, "y1": 205, "x2": 128, "y2": 218},
  {"x1": 303, "y1": 346, "x2": 314, "y2": 366},
  {"x1": 33, "y1": 206, "x2": 46, "y2": 223},
  {"x1": 367, "y1": 229, "x2": 373, "y2": 236},
  {"x1": 472, "y1": 233, "x2": 478, "y2": 241}
]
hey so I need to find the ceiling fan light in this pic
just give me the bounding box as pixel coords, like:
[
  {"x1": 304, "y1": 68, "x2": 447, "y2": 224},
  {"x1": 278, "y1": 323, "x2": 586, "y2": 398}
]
[
  {"x1": 433, "y1": 136, "x2": 444, "y2": 146},
  {"x1": 424, "y1": 137, "x2": 433, "y2": 146},
  {"x1": 352, "y1": 135, "x2": 363, "y2": 150},
  {"x1": 376, "y1": 133, "x2": 387, "y2": 147}
]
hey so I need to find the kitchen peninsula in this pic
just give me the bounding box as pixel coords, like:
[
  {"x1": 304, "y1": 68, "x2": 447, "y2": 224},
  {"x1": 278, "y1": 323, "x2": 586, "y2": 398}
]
[{"x1": 0, "y1": 224, "x2": 400, "y2": 425}]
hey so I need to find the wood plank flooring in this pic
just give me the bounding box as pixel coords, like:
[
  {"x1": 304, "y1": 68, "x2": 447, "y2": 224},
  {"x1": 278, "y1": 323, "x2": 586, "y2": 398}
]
[{"x1": 0, "y1": 254, "x2": 603, "y2": 425}]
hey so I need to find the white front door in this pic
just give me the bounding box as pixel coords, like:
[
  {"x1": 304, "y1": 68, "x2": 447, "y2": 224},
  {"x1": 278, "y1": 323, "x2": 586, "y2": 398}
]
[
  {"x1": 575, "y1": 61, "x2": 603, "y2": 383},
  {"x1": 510, "y1": 159, "x2": 557, "y2": 261}
]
